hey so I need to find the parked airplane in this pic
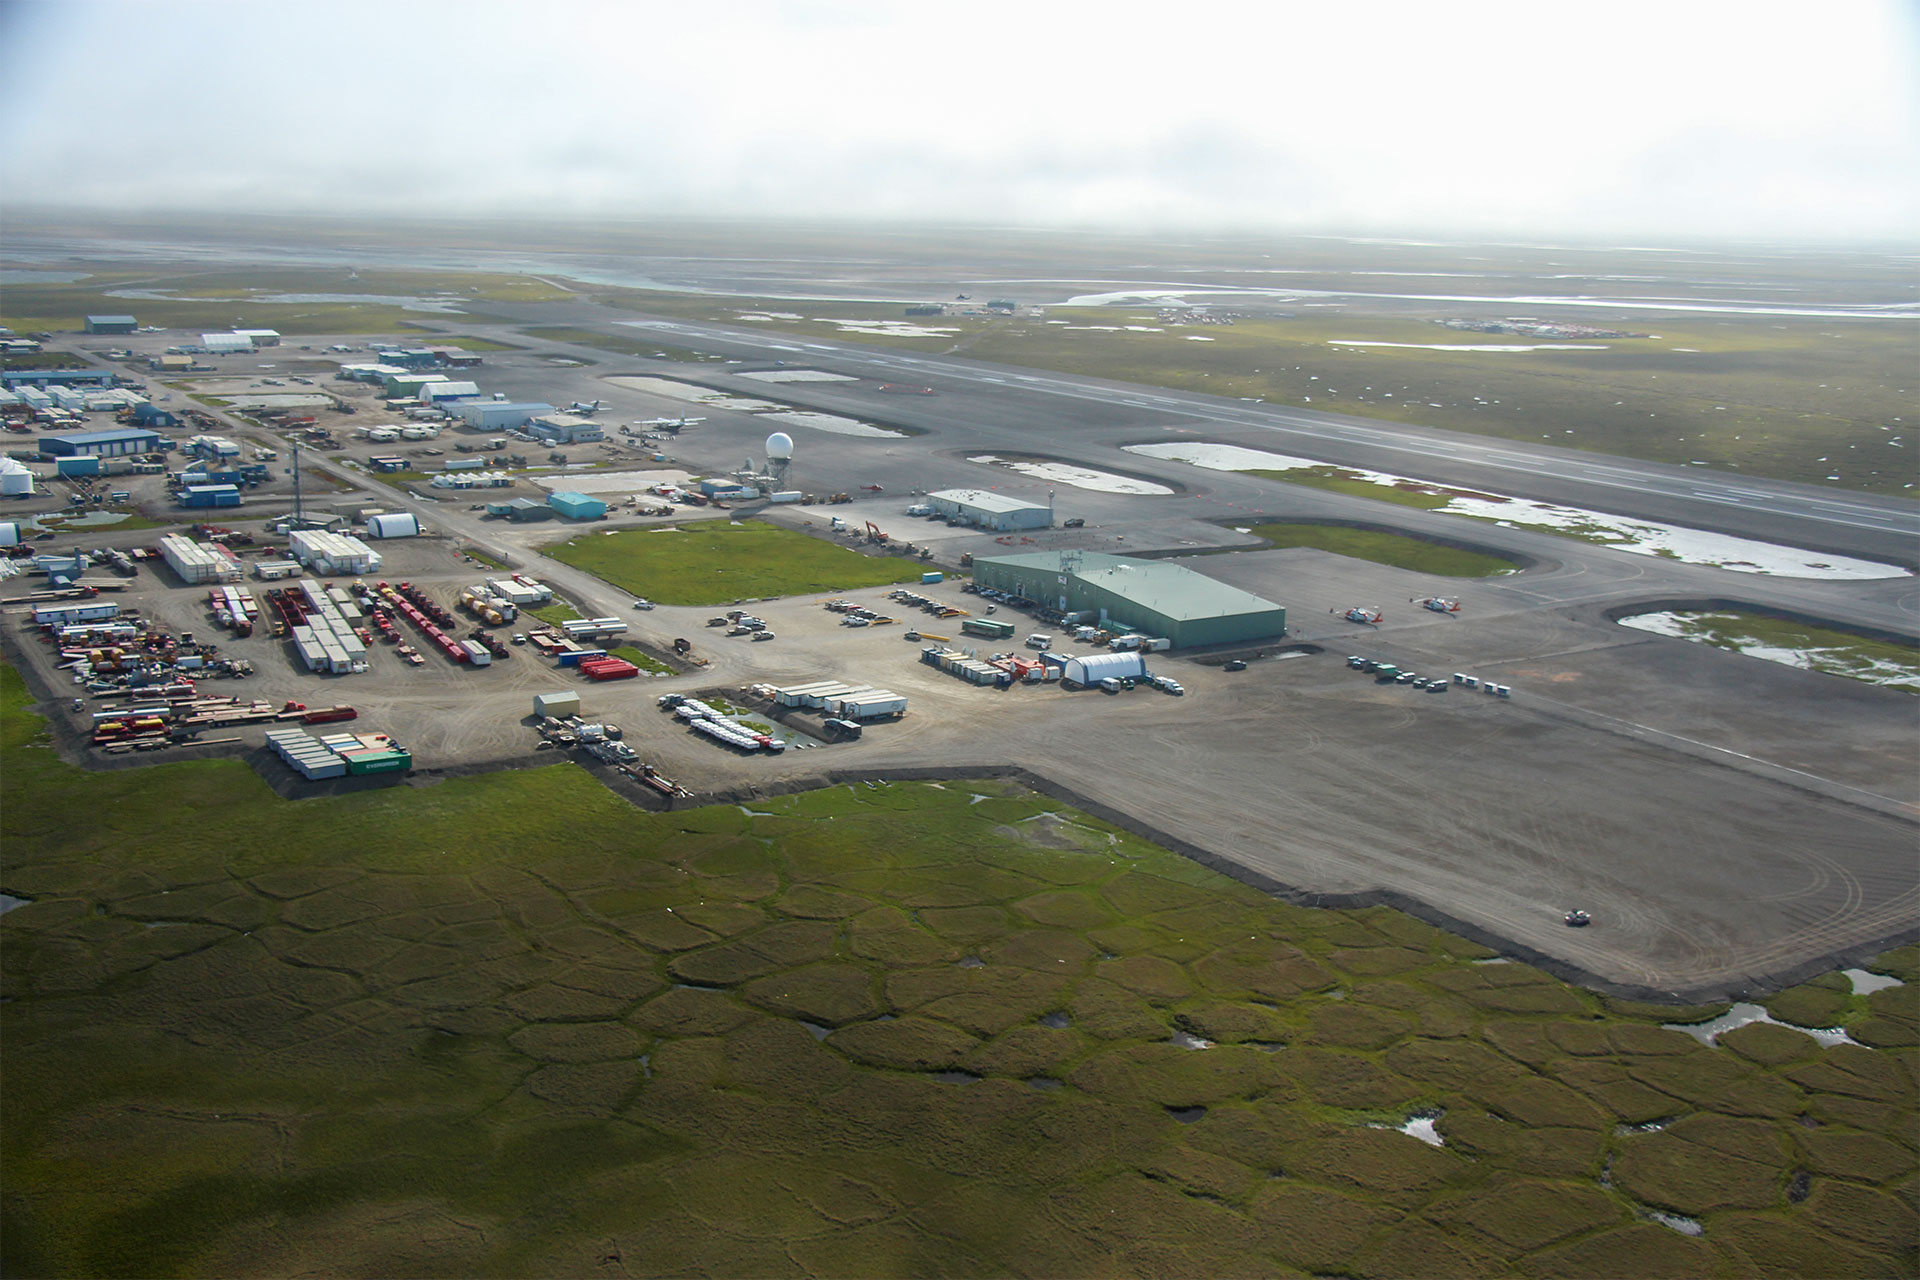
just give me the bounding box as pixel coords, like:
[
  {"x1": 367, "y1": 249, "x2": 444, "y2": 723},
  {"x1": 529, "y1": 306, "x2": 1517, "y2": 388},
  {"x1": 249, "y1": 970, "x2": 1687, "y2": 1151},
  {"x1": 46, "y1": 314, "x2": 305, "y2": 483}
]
[{"x1": 568, "y1": 400, "x2": 604, "y2": 415}]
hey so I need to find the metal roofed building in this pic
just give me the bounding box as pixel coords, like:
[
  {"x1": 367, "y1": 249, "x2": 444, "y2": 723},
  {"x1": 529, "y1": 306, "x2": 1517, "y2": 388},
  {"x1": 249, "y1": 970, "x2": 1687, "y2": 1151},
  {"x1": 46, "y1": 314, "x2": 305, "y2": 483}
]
[
  {"x1": 972, "y1": 550, "x2": 1285, "y2": 649},
  {"x1": 85, "y1": 315, "x2": 137, "y2": 334},
  {"x1": 527, "y1": 413, "x2": 604, "y2": 445},
  {"x1": 2, "y1": 368, "x2": 115, "y2": 388},
  {"x1": 925, "y1": 488, "x2": 1052, "y2": 532},
  {"x1": 420, "y1": 380, "x2": 482, "y2": 404},
  {"x1": 202, "y1": 333, "x2": 253, "y2": 354},
  {"x1": 38, "y1": 428, "x2": 163, "y2": 458},
  {"x1": 458, "y1": 400, "x2": 553, "y2": 431},
  {"x1": 234, "y1": 329, "x2": 281, "y2": 346}
]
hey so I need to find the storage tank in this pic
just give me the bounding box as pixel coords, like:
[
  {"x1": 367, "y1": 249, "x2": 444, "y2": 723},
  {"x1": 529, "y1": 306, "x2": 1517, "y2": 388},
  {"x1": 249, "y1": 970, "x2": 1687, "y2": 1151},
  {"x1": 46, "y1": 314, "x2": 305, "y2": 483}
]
[{"x1": 0, "y1": 458, "x2": 35, "y2": 496}]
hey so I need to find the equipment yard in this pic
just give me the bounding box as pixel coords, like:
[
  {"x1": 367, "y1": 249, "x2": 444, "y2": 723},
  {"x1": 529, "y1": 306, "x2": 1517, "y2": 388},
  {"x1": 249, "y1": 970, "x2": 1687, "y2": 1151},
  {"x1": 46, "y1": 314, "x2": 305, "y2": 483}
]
[{"x1": 2, "y1": 228, "x2": 1917, "y2": 1279}]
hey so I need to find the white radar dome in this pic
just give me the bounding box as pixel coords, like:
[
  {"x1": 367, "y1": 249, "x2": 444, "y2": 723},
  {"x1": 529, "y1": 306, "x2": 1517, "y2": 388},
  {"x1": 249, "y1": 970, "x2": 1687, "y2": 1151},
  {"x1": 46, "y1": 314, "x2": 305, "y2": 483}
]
[{"x1": 765, "y1": 432, "x2": 795, "y2": 460}]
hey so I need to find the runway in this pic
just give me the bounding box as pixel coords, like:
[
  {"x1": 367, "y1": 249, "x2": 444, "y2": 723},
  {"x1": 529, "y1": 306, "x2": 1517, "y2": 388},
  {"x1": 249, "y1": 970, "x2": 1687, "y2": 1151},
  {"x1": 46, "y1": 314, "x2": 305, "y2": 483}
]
[{"x1": 602, "y1": 312, "x2": 1919, "y2": 560}]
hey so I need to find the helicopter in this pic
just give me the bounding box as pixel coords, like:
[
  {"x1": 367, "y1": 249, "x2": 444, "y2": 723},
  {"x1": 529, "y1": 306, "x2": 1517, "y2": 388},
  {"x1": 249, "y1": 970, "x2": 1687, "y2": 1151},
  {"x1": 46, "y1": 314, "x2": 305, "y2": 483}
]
[
  {"x1": 1412, "y1": 597, "x2": 1461, "y2": 613},
  {"x1": 1333, "y1": 606, "x2": 1384, "y2": 625}
]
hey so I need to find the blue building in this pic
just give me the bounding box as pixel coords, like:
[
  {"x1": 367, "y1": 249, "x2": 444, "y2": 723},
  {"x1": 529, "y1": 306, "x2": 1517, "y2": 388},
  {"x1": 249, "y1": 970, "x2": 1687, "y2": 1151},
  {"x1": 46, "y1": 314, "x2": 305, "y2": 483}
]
[
  {"x1": 85, "y1": 315, "x2": 138, "y2": 334},
  {"x1": 548, "y1": 491, "x2": 607, "y2": 521},
  {"x1": 128, "y1": 403, "x2": 182, "y2": 429},
  {"x1": 40, "y1": 428, "x2": 163, "y2": 459},
  {"x1": 180, "y1": 485, "x2": 242, "y2": 509},
  {"x1": 527, "y1": 413, "x2": 605, "y2": 445}
]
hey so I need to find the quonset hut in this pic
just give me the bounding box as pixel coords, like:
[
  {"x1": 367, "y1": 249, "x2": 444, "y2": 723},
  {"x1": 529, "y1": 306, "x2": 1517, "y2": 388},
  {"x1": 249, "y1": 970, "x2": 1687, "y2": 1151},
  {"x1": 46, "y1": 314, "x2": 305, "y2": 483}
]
[{"x1": 972, "y1": 551, "x2": 1285, "y2": 649}]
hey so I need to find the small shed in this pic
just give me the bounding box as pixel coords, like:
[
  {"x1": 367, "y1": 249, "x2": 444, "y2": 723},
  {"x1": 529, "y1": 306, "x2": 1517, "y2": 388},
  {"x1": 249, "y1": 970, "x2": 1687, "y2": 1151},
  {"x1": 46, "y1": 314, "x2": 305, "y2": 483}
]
[
  {"x1": 548, "y1": 491, "x2": 607, "y2": 521},
  {"x1": 534, "y1": 691, "x2": 582, "y2": 719}
]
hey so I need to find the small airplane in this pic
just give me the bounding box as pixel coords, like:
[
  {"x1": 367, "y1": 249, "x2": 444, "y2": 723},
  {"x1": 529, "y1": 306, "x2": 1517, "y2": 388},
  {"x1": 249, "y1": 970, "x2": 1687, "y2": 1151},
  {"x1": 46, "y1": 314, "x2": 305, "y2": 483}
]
[
  {"x1": 1413, "y1": 597, "x2": 1460, "y2": 613},
  {"x1": 1333, "y1": 606, "x2": 1384, "y2": 625},
  {"x1": 568, "y1": 400, "x2": 604, "y2": 415},
  {"x1": 637, "y1": 415, "x2": 705, "y2": 433}
]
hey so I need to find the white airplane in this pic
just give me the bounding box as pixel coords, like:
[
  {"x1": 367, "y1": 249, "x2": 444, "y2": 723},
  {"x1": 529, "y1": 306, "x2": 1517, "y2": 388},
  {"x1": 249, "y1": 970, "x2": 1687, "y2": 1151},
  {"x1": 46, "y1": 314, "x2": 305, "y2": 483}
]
[{"x1": 568, "y1": 400, "x2": 604, "y2": 415}]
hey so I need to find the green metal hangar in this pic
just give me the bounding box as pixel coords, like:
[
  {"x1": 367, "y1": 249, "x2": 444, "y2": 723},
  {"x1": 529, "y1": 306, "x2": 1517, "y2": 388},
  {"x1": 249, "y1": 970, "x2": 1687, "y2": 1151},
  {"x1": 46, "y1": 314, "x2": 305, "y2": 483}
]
[
  {"x1": 927, "y1": 488, "x2": 1052, "y2": 531},
  {"x1": 974, "y1": 551, "x2": 1286, "y2": 649}
]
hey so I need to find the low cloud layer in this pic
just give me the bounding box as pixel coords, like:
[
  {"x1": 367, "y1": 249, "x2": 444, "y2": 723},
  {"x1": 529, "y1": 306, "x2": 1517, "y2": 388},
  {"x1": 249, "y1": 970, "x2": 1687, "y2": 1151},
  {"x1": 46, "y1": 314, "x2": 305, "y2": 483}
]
[{"x1": 3, "y1": 0, "x2": 1915, "y2": 241}]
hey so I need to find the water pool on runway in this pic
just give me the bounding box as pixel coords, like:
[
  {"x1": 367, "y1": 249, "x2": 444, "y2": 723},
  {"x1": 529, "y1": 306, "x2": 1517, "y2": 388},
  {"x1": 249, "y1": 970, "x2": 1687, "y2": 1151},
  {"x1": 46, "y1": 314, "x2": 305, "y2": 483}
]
[{"x1": 1125, "y1": 442, "x2": 1912, "y2": 580}]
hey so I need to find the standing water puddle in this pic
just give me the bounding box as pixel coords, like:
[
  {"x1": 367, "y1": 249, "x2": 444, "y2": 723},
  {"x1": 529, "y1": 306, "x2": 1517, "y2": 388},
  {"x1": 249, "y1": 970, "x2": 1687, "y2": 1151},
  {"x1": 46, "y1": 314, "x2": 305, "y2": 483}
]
[
  {"x1": 1844, "y1": 968, "x2": 1904, "y2": 996},
  {"x1": 1665, "y1": 1002, "x2": 1859, "y2": 1048},
  {"x1": 1040, "y1": 1011, "x2": 1070, "y2": 1030},
  {"x1": 0, "y1": 894, "x2": 31, "y2": 915},
  {"x1": 956, "y1": 956, "x2": 985, "y2": 969},
  {"x1": 1028, "y1": 1076, "x2": 1064, "y2": 1092},
  {"x1": 1642, "y1": 1208, "x2": 1705, "y2": 1237},
  {"x1": 1166, "y1": 1106, "x2": 1207, "y2": 1124},
  {"x1": 1169, "y1": 1030, "x2": 1213, "y2": 1051},
  {"x1": 1371, "y1": 1110, "x2": 1445, "y2": 1147},
  {"x1": 1616, "y1": 1118, "x2": 1675, "y2": 1136},
  {"x1": 931, "y1": 1071, "x2": 980, "y2": 1085},
  {"x1": 800, "y1": 1022, "x2": 832, "y2": 1041}
]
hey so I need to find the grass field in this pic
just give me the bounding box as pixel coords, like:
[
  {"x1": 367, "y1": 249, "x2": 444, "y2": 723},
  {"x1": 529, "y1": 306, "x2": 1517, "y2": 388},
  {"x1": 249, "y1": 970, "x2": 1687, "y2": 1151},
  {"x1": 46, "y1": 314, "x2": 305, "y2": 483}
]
[
  {"x1": 1618, "y1": 610, "x2": 1920, "y2": 692},
  {"x1": 2, "y1": 351, "x2": 90, "y2": 370},
  {"x1": 1244, "y1": 466, "x2": 1456, "y2": 511},
  {"x1": 520, "y1": 326, "x2": 731, "y2": 362},
  {"x1": 545, "y1": 520, "x2": 927, "y2": 605},
  {"x1": 526, "y1": 601, "x2": 583, "y2": 626},
  {"x1": 0, "y1": 266, "x2": 564, "y2": 336},
  {"x1": 2, "y1": 663, "x2": 1914, "y2": 1277},
  {"x1": 1244, "y1": 523, "x2": 1522, "y2": 577},
  {"x1": 607, "y1": 645, "x2": 675, "y2": 675},
  {"x1": 592, "y1": 287, "x2": 1914, "y2": 497}
]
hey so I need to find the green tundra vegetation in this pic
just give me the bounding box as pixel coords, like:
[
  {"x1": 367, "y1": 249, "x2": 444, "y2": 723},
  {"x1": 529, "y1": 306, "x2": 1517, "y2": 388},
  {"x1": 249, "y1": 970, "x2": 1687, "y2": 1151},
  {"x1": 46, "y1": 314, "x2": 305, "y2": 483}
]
[
  {"x1": 545, "y1": 520, "x2": 927, "y2": 606},
  {"x1": 2, "y1": 664, "x2": 1914, "y2": 1277},
  {"x1": 1242, "y1": 523, "x2": 1522, "y2": 578}
]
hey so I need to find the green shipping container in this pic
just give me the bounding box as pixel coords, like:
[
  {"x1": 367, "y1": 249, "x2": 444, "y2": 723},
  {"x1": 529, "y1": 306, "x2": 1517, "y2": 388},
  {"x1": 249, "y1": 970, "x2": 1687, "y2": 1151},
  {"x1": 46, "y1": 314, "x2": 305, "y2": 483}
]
[{"x1": 342, "y1": 749, "x2": 411, "y2": 775}]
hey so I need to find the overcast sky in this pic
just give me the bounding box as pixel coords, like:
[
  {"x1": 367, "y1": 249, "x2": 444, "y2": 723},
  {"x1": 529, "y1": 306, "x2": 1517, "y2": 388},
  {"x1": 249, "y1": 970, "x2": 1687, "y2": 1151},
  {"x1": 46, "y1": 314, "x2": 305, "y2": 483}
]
[{"x1": 3, "y1": 0, "x2": 1916, "y2": 242}]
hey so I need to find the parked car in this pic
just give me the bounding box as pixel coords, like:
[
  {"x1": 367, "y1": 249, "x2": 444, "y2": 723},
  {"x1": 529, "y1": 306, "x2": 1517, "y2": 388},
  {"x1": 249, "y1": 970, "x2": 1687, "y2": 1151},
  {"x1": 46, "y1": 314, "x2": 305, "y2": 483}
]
[{"x1": 1223, "y1": 659, "x2": 1247, "y2": 672}]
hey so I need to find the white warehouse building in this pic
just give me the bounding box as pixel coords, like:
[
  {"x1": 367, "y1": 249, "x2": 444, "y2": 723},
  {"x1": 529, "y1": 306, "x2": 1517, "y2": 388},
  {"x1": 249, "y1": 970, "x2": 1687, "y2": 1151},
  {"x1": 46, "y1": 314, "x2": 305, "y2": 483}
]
[
  {"x1": 458, "y1": 400, "x2": 554, "y2": 431},
  {"x1": 925, "y1": 488, "x2": 1052, "y2": 532}
]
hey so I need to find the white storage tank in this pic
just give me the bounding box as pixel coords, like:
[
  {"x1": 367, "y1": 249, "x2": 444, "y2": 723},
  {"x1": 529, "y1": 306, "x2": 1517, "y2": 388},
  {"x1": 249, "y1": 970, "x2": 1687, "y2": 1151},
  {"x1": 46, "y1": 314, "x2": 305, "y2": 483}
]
[
  {"x1": 534, "y1": 691, "x2": 581, "y2": 719},
  {"x1": 366, "y1": 512, "x2": 421, "y2": 539},
  {"x1": 0, "y1": 458, "x2": 34, "y2": 497}
]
